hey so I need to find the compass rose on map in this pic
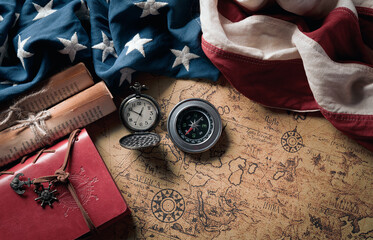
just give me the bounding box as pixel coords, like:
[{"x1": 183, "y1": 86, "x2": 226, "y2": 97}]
[
  {"x1": 151, "y1": 189, "x2": 185, "y2": 223},
  {"x1": 281, "y1": 128, "x2": 304, "y2": 153}
]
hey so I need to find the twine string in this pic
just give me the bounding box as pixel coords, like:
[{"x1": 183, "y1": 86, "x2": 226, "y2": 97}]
[
  {"x1": 10, "y1": 110, "x2": 52, "y2": 145},
  {"x1": 0, "y1": 88, "x2": 48, "y2": 128}
]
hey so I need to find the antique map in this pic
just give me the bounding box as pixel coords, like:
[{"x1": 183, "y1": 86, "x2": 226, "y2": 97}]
[{"x1": 87, "y1": 75, "x2": 373, "y2": 239}]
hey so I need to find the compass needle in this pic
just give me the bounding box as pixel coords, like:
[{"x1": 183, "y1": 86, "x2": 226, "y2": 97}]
[{"x1": 185, "y1": 127, "x2": 193, "y2": 135}]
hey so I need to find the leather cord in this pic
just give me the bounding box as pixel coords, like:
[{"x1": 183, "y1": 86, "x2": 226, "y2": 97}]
[
  {"x1": 33, "y1": 129, "x2": 98, "y2": 236},
  {"x1": 0, "y1": 171, "x2": 14, "y2": 176},
  {"x1": 20, "y1": 148, "x2": 55, "y2": 164}
]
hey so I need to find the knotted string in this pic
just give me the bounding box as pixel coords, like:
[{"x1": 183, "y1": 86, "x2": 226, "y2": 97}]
[
  {"x1": 0, "y1": 106, "x2": 23, "y2": 127},
  {"x1": 10, "y1": 110, "x2": 53, "y2": 145},
  {"x1": 33, "y1": 129, "x2": 98, "y2": 235},
  {"x1": 0, "y1": 88, "x2": 48, "y2": 129}
]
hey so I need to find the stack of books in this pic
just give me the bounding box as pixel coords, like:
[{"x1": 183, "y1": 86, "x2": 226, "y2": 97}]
[{"x1": 0, "y1": 64, "x2": 129, "y2": 239}]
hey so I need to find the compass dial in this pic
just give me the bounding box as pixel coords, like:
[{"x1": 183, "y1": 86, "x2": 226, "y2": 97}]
[
  {"x1": 176, "y1": 107, "x2": 213, "y2": 144},
  {"x1": 167, "y1": 98, "x2": 222, "y2": 153}
]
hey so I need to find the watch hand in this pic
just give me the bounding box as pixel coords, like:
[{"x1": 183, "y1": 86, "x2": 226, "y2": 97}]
[
  {"x1": 135, "y1": 107, "x2": 144, "y2": 123},
  {"x1": 139, "y1": 106, "x2": 144, "y2": 116},
  {"x1": 130, "y1": 109, "x2": 141, "y2": 115}
]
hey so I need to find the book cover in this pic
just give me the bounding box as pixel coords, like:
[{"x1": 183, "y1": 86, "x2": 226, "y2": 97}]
[{"x1": 0, "y1": 129, "x2": 129, "y2": 240}]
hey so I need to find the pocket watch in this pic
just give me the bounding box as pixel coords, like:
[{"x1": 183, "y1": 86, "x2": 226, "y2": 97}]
[{"x1": 119, "y1": 82, "x2": 161, "y2": 149}]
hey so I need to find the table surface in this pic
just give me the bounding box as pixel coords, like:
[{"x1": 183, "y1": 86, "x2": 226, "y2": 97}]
[{"x1": 86, "y1": 75, "x2": 373, "y2": 240}]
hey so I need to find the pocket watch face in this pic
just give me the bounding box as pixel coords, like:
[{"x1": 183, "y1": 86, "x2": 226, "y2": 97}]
[{"x1": 120, "y1": 96, "x2": 160, "y2": 132}]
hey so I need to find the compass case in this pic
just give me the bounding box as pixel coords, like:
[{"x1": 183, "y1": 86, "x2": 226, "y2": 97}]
[
  {"x1": 0, "y1": 129, "x2": 129, "y2": 240},
  {"x1": 167, "y1": 98, "x2": 222, "y2": 153},
  {"x1": 119, "y1": 132, "x2": 161, "y2": 150}
]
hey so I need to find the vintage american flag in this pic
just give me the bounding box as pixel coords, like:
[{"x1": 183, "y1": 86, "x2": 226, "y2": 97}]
[
  {"x1": 0, "y1": 0, "x2": 372, "y2": 152},
  {"x1": 200, "y1": 0, "x2": 373, "y2": 152},
  {"x1": 0, "y1": 0, "x2": 220, "y2": 103}
]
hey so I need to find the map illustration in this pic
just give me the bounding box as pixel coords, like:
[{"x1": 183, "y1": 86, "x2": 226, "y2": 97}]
[{"x1": 87, "y1": 75, "x2": 373, "y2": 239}]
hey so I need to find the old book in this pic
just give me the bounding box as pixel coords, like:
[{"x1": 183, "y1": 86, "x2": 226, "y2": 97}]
[
  {"x1": 0, "y1": 63, "x2": 94, "y2": 131},
  {"x1": 0, "y1": 129, "x2": 129, "y2": 240},
  {"x1": 0, "y1": 81, "x2": 116, "y2": 167}
]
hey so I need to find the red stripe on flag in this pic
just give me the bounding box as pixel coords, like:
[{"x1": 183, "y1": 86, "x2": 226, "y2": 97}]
[
  {"x1": 217, "y1": 1, "x2": 373, "y2": 66},
  {"x1": 321, "y1": 108, "x2": 373, "y2": 152},
  {"x1": 202, "y1": 38, "x2": 318, "y2": 111},
  {"x1": 218, "y1": 0, "x2": 313, "y2": 31},
  {"x1": 357, "y1": 6, "x2": 373, "y2": 50},
  {"x1": 304, "y1": 7, "x2": 373, "y2": 66},
  {"x1": 217, "y1": 0, "x2": 250, "y2": 22}
]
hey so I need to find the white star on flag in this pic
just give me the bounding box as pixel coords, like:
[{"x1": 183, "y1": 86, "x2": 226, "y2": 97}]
[
  {"x1": 12, "y1": 13, "x2": 20, "y2": 28},
  {"x1": 134, "y1": 0, "x2": 168, "y2": 18},
  {"x1": 17, "y1": 35, "x2": 34, "y2": 69},
  {"x1": 119, "y1": 68, "x2": 136, "y2": 86},
  {"x1": 32, "y1": 0, "x2": 57, "y2": 21},
  {"x1": 92, "y1": 31, "x2": 117, "y2": 62},
  {"x1": 76, "y1": 0, "x2": 90, "y2": 21},
  {"x1": 0, "y1": 36, "x2": 8, "y2": 65},
  {"x1": 125, "y1": 33, "x2": 152, "y2": 57},
  {"x1": 58, "y1": 32, "x2": 87, "y2": 62},
  {"x1": 171, "y1": 46, "x2": 199, "y2": 71}
]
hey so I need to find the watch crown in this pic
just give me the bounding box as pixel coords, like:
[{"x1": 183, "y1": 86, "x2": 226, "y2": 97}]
[{"x1": 130, "y1": 82, "x2": 148, "y2": 96}]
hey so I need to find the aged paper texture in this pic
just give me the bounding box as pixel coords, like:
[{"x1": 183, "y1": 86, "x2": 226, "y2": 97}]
[{"x1": 87, "y1": 76, "x2": 373, "y2": 240}]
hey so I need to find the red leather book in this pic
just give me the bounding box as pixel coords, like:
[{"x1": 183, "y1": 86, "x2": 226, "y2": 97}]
[{"x1": 0, "y1": 129, "x2": 129, "y2": 240}]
